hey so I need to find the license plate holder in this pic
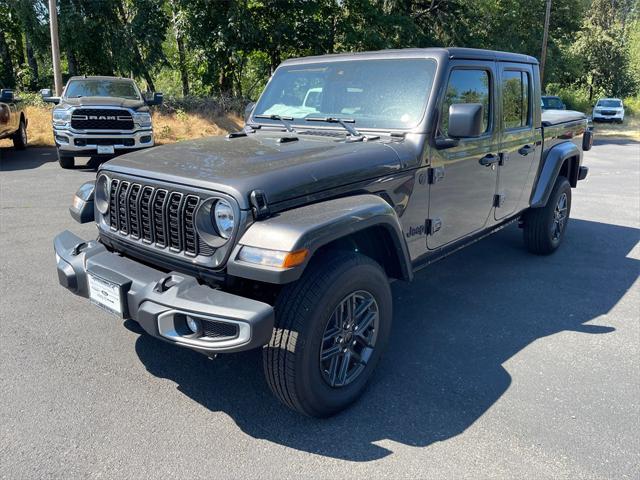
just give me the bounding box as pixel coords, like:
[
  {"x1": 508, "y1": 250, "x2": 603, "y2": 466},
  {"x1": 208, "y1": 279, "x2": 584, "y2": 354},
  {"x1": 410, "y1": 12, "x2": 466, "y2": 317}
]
[
  {"x1": 87, "y1": 272, "x2": 125, "y2": 317},
  {"x1": 97, "y1": 145, "x2": 115, "y2": 154}
]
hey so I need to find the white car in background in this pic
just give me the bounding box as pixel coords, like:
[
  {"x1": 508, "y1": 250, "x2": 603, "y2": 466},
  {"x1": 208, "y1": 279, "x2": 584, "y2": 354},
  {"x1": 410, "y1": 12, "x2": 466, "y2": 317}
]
[{"x1": 592, "y1": 98, "x2": 625, "y2": 123}]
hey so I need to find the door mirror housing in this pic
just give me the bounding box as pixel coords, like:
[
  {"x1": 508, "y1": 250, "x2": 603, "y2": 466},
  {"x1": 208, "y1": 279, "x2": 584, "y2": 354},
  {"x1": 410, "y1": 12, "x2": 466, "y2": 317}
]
[
  {"x1": 145, "y1": 92, "x2": 163, "y2": 106},
  {"x1": 244, "y1": 102, "x2": 256, "y2": 123},
  {"x1": 447, "y1": 103, "x2": 484, "y2": 138},
  {"x1": 40, "y1": 88, "x2": 60, "y2": 104},
  {"x1": 1, "y1": 89, "x2": 14, "y2": 102}
]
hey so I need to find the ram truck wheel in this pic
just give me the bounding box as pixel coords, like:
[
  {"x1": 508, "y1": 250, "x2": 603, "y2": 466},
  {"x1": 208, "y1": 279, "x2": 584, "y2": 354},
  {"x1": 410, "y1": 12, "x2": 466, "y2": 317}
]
[
  {"x1": 57, "y1": 149, "x2": 74, "y2": 169},
  {"x1": 12, "y1": 119, "x2": 27, "y2": 150},
  {"x1": 263, "y1": 252, "x2": 392, "y2": 417},
  {"x1": 523, "y1": 175, "x2": 572, "y2": 255}
]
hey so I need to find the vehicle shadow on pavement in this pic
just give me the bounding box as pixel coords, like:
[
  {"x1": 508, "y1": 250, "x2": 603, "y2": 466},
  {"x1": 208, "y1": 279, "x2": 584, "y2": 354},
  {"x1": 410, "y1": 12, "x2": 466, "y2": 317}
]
[
  {"x1": 0, "y1": 146, "x2": 102, "y2": 171},
  {"x1": 129, "y1": 218, "x2": 638, "y2": 461}
]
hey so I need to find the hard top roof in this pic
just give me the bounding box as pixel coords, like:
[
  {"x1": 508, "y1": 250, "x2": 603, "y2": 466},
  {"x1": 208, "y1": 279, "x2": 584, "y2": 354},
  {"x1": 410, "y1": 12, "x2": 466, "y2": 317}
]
[{"x1": 281, "y1": 47, "x2": 538, "y2": 66}]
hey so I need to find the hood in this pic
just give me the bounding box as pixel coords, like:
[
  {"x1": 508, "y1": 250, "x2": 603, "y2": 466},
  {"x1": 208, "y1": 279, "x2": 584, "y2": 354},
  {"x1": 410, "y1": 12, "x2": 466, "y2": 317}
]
[
  {"x1": 60, "y1": 96, "x2": 146, "y2": 110},
  {"x1": 103, "y1": 133, "x2": 410, "y2": 209}
]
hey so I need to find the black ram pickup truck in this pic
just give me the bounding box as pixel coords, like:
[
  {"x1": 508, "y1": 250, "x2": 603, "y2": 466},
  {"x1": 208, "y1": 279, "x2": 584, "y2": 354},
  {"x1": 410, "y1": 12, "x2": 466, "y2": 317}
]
[
  {"x1": 54, "y1": 48, "x2": 591, "y2": 417},
  {"x1": 42, "y1": 76, "x2": 162, "y2": 168}
]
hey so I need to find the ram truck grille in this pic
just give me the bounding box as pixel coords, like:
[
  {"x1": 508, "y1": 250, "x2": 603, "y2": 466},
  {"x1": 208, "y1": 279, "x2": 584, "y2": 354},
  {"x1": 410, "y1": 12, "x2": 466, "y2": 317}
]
[
  {"x1": 71, "y1": 108, "x2": 134, "y2": 130},
  {"x1": 108, "y1": 179, "x2": 205, "y2": 257}
]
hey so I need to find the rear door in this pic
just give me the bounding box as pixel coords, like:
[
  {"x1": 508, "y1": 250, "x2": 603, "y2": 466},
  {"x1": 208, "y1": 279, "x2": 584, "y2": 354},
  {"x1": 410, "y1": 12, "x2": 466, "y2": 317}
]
[
  {"x1": 495, "y1": 63, "x2": 537, "y2": 219},
  {"x1": 427, "y1": 62, "x2": 500, "y2": 249}
]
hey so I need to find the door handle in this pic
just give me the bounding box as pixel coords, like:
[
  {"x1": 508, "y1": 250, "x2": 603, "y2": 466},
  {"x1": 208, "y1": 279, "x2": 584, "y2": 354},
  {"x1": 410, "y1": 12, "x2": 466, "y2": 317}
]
[
  {"x1": 518, "y1": 144, "x2": 535, "y2": 156},
  {"x1": 479, "y1": 153, "x2": 500, "y2": 167}
]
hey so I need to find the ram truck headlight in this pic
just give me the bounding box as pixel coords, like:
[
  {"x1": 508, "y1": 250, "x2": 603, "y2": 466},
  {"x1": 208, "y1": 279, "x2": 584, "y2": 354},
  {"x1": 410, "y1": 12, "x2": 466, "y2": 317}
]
[
  {"x1": 237, "y1": 246, "x2": 308, "y2": 269},
  {"x1": 213, "y1": 200, "x2": 235, "y2": 239},
  {"x1": 52, "y1": 109, "x2": 72, "y2": 126},
  {"x1": 133, "y1": 112, "x2": 152, "y2": 127}
]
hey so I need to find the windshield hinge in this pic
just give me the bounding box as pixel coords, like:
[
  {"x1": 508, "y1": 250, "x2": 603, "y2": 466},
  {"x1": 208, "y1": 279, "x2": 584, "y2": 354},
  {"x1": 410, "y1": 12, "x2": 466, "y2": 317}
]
[{"x1": 250, "y1": 190, "x2": 270, "y2": 220}]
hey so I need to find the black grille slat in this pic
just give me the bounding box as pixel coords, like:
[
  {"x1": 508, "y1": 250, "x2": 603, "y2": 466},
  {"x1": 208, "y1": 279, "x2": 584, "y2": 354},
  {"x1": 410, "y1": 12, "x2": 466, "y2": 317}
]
[
  {"x1": 183, "y1": 196, "x2": 199, "y2": 256},
  {"x1": 167, "y1": 193, "x2": 183, "y2": 251},
  {"x1": 70, "y1": 108, "x2": 134, "y2": 130},
  {"x1": 153, "y1": 190, "x2": 168, "y2": 248},
  {"x1": 128, "y1": 184, "x2": 141, "y2": 238},
  {"x1": 109, "y1": 179, "x2": 120, "y2": 230},
  {"x1": 117, "y1": 181, "x2": 130, "y2": 234},
  {"x1": 140, "y1": 186, "x2": 154, "y2": 243}
]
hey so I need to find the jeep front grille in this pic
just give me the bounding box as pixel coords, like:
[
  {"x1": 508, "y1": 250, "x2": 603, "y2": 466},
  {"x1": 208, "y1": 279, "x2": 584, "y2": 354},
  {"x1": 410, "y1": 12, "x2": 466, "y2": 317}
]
[
  {"x1": 70, "y1": 108, "x2": 134, "y2": 130},
  {"x1": 108, "y1": 179, "x2": 204, "y2": 256}
]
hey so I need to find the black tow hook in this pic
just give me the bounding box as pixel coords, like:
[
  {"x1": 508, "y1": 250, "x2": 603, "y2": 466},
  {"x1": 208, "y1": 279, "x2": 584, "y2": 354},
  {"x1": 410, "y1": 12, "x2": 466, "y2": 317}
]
[{"x1": 154, "y1": 274, "x2": 183, "y2": 293}]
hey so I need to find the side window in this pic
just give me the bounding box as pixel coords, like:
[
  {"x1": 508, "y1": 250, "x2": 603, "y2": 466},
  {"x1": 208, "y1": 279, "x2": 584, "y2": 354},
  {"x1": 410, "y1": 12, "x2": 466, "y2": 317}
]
[
  {"x1": 441, "y1": 69, "x2": 491, "y2": 137},
  {"x1": 503, "y1": 70, "x2": 531, "y2": 129}
]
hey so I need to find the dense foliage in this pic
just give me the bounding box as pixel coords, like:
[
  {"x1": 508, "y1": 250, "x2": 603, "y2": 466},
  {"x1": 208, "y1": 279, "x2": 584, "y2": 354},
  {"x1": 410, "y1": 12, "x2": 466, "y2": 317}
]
[{"x1": 1, "y1": 0, "x2": 638, "y2": 102}]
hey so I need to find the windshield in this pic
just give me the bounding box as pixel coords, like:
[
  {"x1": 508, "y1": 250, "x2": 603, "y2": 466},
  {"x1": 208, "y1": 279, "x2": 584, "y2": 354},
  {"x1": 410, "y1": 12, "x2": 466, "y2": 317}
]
[
  {"x1": 253, "y1": 58, "x2": 437, "y2": 130},
  {"x1": 597, "y1": 100, "x2": 622, "y2": 108},
  {"x1": 542, "y1": 97, "x2": 563, "y2": 109},
  {"x1": 64, "y1": 80, "x2": 141, "y2": 100}
]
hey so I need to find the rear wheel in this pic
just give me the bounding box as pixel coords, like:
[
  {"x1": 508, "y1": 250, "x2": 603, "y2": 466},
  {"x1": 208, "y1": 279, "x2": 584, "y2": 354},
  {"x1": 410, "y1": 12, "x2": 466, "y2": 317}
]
[
  {"x1": 12, "y1": 119, "x2": 27, "y2": 150},
  {"x1": 263, "y1": 252, "x2": 392, "y2": 417},
  {"x1": 57, "y1": 149, "x2": 74, "y2": 169},
  {"x1": 523, "y1": 175, "x2": 571, "y2": 255}
]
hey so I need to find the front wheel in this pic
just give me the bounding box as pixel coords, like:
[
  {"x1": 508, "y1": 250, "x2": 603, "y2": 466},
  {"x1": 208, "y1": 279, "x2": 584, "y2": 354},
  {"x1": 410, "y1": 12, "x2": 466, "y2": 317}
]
[
  {"x1": 522, "y1": 176, "x2": 572, "y2": 255},
  {"x1": 263, "y1": 252, "x2": 392, "y2": 417},
  {"x1": 12, "y1": 119, "x2": 27, "y2": 150}
]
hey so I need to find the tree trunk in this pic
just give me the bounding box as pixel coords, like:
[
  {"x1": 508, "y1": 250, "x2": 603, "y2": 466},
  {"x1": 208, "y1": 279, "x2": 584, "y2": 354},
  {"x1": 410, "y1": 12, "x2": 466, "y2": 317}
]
[
  {"x1": 170, "y1": 1, "x2": 189, "y2": 96},
  {"x1": 25, "y1": 32, "x2": 39, "y2": 88},
  {"x1": 0, "y1": 29, "x2": 16, "y2": 88},
  {"x1": 66, "y1": 47, "x2": 77, "y2": 76},
  {"x1": 115, "y1": 0, "x2": 155, "y2": 91}
]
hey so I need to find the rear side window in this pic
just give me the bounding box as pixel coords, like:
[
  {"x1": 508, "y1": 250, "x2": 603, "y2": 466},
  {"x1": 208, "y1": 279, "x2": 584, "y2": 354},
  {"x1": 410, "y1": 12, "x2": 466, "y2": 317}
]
[
  {"x1": 441, "y1": 69, "x2": 491, "y2": 136},
  {"x1": 503, "y1": 70, "x2": 530, "y2": 129}
]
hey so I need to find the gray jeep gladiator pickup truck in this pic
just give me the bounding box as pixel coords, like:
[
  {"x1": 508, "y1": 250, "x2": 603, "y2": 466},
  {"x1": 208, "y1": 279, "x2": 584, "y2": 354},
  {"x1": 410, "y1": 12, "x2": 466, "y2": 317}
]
[
  {"x1": 54, "y1": 48, "x2": 591, "y2": 417},
  {"x1": 42, "y1": 76, "x2": 163, "y2": 169},
  {"x1": 0, "y1": 88, "x2": 28, "y2": 149}
]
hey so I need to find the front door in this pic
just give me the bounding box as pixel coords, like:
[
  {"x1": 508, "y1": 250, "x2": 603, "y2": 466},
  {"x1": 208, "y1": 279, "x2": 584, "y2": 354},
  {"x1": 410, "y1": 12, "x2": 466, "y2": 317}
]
[
  {"x1": 495, "y1": 64, "x2": 538, "y2": 219},
  {"x1": 427, "y1": 63, "x2": 500, "y2": 250}
]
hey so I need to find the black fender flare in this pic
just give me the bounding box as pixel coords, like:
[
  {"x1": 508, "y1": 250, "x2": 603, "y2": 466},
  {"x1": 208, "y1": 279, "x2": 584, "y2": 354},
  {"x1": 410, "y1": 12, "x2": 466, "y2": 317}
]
[
  {"x1": 227, "y1": 194, "x2": 413, "y2": 284},
  {"x1": 530, "y1": 141, "x2": 580, "y2": 208}
]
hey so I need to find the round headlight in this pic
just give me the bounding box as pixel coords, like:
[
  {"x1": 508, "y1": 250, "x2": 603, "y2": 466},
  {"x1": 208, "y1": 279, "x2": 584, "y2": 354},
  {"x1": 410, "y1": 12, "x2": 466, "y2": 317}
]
[
  {"x1": 213, "y1": 199, "x2": 235, "y2": 239},
  {"x1": 95, "y1": 174, "x2": 110, "y2": 214}
]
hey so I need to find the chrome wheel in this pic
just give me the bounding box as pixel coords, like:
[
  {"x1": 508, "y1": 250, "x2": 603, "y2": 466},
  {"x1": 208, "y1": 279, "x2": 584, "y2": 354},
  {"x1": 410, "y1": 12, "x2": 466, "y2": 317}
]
[
  {"x1": 551, "y1": 192, "x2": 568, "y2": 241},
  {"x1": 319, "y1": 290, "x2": 379, "y2": 388}
]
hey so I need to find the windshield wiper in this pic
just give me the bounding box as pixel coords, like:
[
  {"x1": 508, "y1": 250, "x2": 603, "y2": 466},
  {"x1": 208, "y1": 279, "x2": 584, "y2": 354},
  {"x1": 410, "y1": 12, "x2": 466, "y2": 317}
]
[
  {"x1": 305, "y1": 117, "x2": 361, "y2": 138},
  {"x1": 254, "y1": 114, "x2": 296, "y2": 133}
]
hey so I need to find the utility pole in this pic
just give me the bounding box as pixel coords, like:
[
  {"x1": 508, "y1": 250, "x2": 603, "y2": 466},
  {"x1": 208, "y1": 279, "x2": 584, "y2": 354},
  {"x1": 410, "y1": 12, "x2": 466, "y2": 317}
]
[
  {"x1": 540, "y1": 0, "x2": 552, "y2": 89},
  {"x1": 48, "y1": 0, "x2": 63, "y2": 95}
]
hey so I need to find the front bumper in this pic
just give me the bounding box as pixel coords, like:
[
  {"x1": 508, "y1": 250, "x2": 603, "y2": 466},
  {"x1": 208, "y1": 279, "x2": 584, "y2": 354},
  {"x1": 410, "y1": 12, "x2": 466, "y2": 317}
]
[
  {"x1": 54, "y1": 230, "x2": 274, "y2": 354},
  {"x1": 53, "y1": 127, "x2": 154, "y2": 153},
  {"x1": 592, "y1": 112, "x2": 624, "y2": 121}
]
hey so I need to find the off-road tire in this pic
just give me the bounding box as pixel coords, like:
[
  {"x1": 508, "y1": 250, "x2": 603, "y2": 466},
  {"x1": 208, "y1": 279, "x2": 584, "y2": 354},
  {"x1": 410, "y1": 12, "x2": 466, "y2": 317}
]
[
  {"x1": 523, "y1": 175, "x2": 571, "y2": 255},
  {"x1": 57, "y1": 149, "x2": 74, "y2": 169},
  {"x1": 12, "y1": 119, "x2": 27, "y2": 150},
  {"x1": 263, "y1": 252, "x2": 392, "y2": 417}
]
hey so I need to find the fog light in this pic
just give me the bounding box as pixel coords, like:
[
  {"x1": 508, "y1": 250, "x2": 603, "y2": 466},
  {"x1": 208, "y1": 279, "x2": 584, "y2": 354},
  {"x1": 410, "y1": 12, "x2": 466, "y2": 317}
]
[
  {"x1": 186, "y1": 315, "x2": 201, "y2": 334},
  {"x1": 140, "y1": 135, "x2": 151, "y2": 143}
]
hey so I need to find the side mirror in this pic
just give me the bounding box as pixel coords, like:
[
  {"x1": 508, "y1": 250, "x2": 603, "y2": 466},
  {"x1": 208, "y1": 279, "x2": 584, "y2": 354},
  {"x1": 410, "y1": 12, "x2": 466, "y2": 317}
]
[
  {"x1": 1, "y1": 89, "x2": 14, "y2": 102},
  {"x1": 448, "y1": 103, "x2": 484, "y2": 138},
  {"x1": 41, "y1": 89, "x2": 60, "y2": 104},
  {"x1": 244, "y1": 102, "x2": 256, "y2": 123},
  {"x1": 145, "y1": 92, "x2": 163, "y2": 106}
]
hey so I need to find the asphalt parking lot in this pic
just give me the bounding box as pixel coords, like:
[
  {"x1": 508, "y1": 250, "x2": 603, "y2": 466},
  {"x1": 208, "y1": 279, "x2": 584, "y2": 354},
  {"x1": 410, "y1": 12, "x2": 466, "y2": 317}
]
[{"x1": 1, "y1": 139, "x2": 638, "y2": 479}]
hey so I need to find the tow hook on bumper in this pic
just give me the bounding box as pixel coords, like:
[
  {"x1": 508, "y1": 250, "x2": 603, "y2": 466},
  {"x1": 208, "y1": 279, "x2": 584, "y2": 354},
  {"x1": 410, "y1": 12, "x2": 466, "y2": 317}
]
[{"x1": 53, "y1": 230, "x2": 274, "y2": 354}]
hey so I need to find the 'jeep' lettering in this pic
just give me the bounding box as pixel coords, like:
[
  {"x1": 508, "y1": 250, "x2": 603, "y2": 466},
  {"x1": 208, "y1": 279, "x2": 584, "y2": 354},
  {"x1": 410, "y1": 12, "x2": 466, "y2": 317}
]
[{"x1": 406, "y1": 224, "x2": 426, "y2": 238}]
